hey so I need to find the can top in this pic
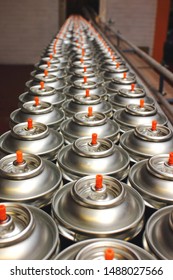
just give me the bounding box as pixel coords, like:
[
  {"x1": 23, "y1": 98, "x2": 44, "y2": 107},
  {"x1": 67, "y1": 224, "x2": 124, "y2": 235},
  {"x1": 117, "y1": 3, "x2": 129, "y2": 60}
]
[
  {"x1": 72, "y1": 111, "x2": 107, "y2": 126},
  {"x1": 75, "y1": 240, "x2": 140, "y2": 260},
  {"x1": 111, "y1": 72, "x2": 136, "y2": 85},
  {"x1": 34, "y1": 72, "x2": 57, "y2": 83},
  {"x1": 73, "y1": 79, "x2": 97, "y2": 90},
  {"x1": 30, "y1": 84, "x2": 55, "y2": 96},
  {"x1": 21, "y1": 100, "x2": 53, "y2": 114},
  {"x1": 147, "y1": 153, "x2": 173, "y2": 180},
  {"x1": 119, "y1": 85, "x2": 145, "y2": 98},
  {"x1": 134, "y1": 123, "x2": 172, "y2": 142},
  {"x1": 73, "y1": 93, "x2": 101, "y2": 105},
  {"x1": 125, "y1": 102, "x2": 157, "y2": 116}
]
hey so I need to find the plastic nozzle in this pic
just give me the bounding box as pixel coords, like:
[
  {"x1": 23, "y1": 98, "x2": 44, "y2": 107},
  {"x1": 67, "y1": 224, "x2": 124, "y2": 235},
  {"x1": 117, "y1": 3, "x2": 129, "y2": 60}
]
[
  {"x1": 16, "y1": 150, "x2": 24, "y2": 164},
  {"x1": 91, "y1": 133, "x2": 97, "y2": 145},
  {"x1": 0, "y1": 205, "x2": 7, "y2": 222},
  {"x1": 40, "y1": 81, "x2": 44, "y2": 90},
  {"x1": 168, "y1": 152, "x2": 173, "y2": 165},
  {"x1": 88, "y1": 107, "x2": 93, "y2": 117},
  {"x1": 140, "y1": 99, "x2": 145, "y2": 108},
  {"x1": 44, "y1": 69, "x2": 48, "y2": 77},
  {"x1": 34, "y1": 96, "x2": 40, "y2": 106},
  {"x1": 84, "y1": 76, "x2": 87, "y2": 83},
  {"x1": 105, "y1": 248, "x2": 115, "y2": 260},
  {"x1": 80, "y1": 58, "x2": 84, "y2": 63},
  {"x1": 85, "y1": 89, "x2": 90, "y2": 97},
  {"x1": 131, "y1": 84, "x2": 135, "y2": 91},
  {"x1": 84, "y1": 66, "x2": 87, "y2": 72},
  {"x1": 53, "y1": 47, "x2": 56, "y2": 54},
  {"x1": 151, "y1": 120, "x2": 157, "y2": 131},
  {"x1": 49, "y1": 54, "x2": 53, "y2": 59},
  {"x1": 95, "y1": 174, "x2": 103, "y2": 190},
  {"x1": 123, "y1": 72, "x2": 127, "y2": 79},
  {"x1": 27, "y1": 118, "x2": 33, "y2": 130},
  {"x1": 116, "y1": 62, "x2": 120, "y2": 68},
  {"x1": 82, "y1": 48, "x2": 85, "y2": 56},
  {"x1": 47, "y1": 61, "x2": 51, "y2": 67}
]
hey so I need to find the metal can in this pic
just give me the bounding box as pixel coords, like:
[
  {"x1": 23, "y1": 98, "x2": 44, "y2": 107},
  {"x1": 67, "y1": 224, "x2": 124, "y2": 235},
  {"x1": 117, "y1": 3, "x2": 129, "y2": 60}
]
[
  {"x1": 0, "y1": 203, "x2": 59, "y2": 259},
  {"x1": 56, "y1": 238, "x2": 155, "y2": 260},
  {"x1": 62, "y1": 92, "x2": 112, "y2": 118},
  {"x1": 0, "y1": 151, "x2": 62, "y2": 207},
  {"x1": 60, "y1": 109, "x2": 120, "y2": 144},
  {"x1": 52, "y1": 175, "x2": 144, "y2": 241},
  {"x1": 57, "y1": 134, "x2": 130, "y2": 181},
  {"x1": 113, "y1": 100, "x2": 168, "y2": 133},
  {"x1": 120, "y1": 121, "x2": 173, "y2": 162},
  {"x1": 68, "y1": 60, "x2": 98, "y2": 75},
  {"x1": 10, "y1": 99, "x2": 65, "y2": 130},
  {"x1": 63, "y1": 79, "x2": 107, "y2": 100},
  {"x1": 108, "y1": 85, "x2": 155, "y2": 110},
  {"x1": 106, "y1": 72, "x2": 137, "y2": 94},
  {"x1": 143, "y1": 205, "x2": 173, "y2": 259},
  {"x1": 0, "y1": 119, "x2": 64, "y2": 161},
  {"x1": 128, "y1": 153, "x2": 173, "y2": 209},
  {"x1": 67, "y1": 69, "x2": 104, "y2": 86},
  {"x1": 19, "y1": 82, "x2": 66, "y2": 108},
  {"x1": 102, "y1": 63, "x2": 129, "y2": 81}
]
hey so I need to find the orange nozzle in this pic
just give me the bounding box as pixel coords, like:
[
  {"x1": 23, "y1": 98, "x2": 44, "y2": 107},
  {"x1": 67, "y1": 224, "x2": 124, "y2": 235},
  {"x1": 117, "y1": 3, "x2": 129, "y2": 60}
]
[
  {"x1": 112, "y1": 56, "x2": 115, "y2": 61},
  {"x1": 85, "y1": 89, "x2": 90, "y2": 97},
  {"x1": 168, "y1": 152, "x2": 173, "y2": 165},
  {"x1": 27, "y1": 118, "x2": 33, "y2": 130},
  {"x1": 49, "y1": 54, "x2": 53, "y2": 60},
  {"x1": 53, "y1": 47, "x2": 56, "y2": 54},
  {"x1": 47, "y1": 61, "x2": 51, "y2": 68},
  {"x1": 84, "y1": 66, "x2": 87, "y2": 72},
  {"x1": 95, "y1": 174, "x2": 103, "y2": 190},
  {"x1": 131, "y1": 84, "x2": 135, "y2": 91},
  {"x1": 44, "y1": 69, "x2": 48, "y2": 77},
  {"x1": 105, "y1": 248, "x2": 115, "y2": 260},
  {"x1": 123, "y1": 72, "x2": 127, "y2": 79},
  {"x1": 34, "y1": 96, "x2": 40, "y2": 106},
  {"x1": 40, "y1": 81, "x2": 44, "y2": 90},
  {"x1": 16, "y1": 150, "x2": 24, "y2": 164},
  {"x1": 80, "y1": 58, "x2": 84, "y2": 63},
  {"x1": 91, "y1": 133, "x2": 97, "y2": 145},
  {"x1": 0, "y1": 205, "x2": 7, "y2": 222},
  {"x1": 88, "y1": 107, "x2": 93, "y2": 117},
  {"x1": 116, "y1": 62, "x2": 120, "y2": 69},
  {"x1": 140, "y1": 99, "x2": 144, "y2": 108},
  {"x1": 82, "y1": 48, "x2": 85, "y2": 56},
  {"x1": 84, "y1": 76, "x2": 87, "y2": 83},
  {"x1": 151, "y1": 120, "x2": 157, "y2": 131}
]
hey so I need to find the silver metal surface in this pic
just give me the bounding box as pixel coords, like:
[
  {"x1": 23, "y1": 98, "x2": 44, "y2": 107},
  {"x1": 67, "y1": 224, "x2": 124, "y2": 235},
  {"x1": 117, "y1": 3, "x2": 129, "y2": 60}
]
[
  {"x1": 52, "y1": 175, "x2": 144, "y2": 241},
  {"x1": 0, "y1": 202, "x2": 59, "y2": 259},
  {"x1": 67, "y1": 71, "x2": 104, "y2": 85},
  {"x1": 0, "y1": 121, "x2": 64, "y2": 161},
  {"x1": 0, "y1": 153, "x2": 62, "y2": 207},
  {"x1": 120, "y1": 124, "x2": 173, "y2": 161},
  {"x1": 10, "y1": 101, "x2": 65, "y2": 130},
  {"x1": 56, "y1": 238, "x2": 155, "y2": 260},
  {"x1": 143, "y1": 205, "x2": 173, "y2": 259},
  {"x1": 102, "y1": 64, "x2": 129, "y2": 81},
  {"x1": 113, "y1": 103, "x2": 168, "y2": 132},
  {"x1": 57, "y1": 136, "x2": 130, "y2": 181},
  {"x1": 109, "y1": 87, "x2": 155, "y2": 110},
  {"x1": 106, "y1": 72, "x2": 136, "y2": 93},
  {"x1": 128, "y1": 154, "x2": 173, "y2": 208},
  {"x1": 60, "y1": 111, "x2": 120, "y2": 144},
  {"x1": 62, "y1": 94, "x2": 112, "y2": 118}
]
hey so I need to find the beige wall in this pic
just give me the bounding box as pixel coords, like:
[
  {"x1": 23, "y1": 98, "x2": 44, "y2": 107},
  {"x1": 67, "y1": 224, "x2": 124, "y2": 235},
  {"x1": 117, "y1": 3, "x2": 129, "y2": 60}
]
[
  {"x1": 0, "y1": 0, "x2": 59, "y2": 64},
  {"x1": 99, "y1": 0, "x2": 157, "y2": 55}
]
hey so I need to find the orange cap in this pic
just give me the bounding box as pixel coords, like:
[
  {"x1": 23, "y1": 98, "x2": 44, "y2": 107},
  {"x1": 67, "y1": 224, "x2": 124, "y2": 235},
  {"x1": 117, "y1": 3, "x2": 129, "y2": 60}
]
[
  {"x1": 116, "y1": 62, "x2": 120, "y2": 68},
  {"x1": 95, "y1": 174, "x2": 103, "y2": 190},
  {"x1": 112, "y1": 56, "x2": 115, "y2": 61},
  {"x1": 88, "y1": 107, "x2": 93, "y2": 117},
  {"x1": 53, "y1": 47, "x2": 56, "y2": 54},
  {"x1": 49, "y1": 54, "x2": 53, "y2": 59},
  {"x1": 84, "y1": 76, "x2": 87, "y2": 83},
  {"x1": 151, "y1": 120, "x2": 157, "y2": 131},
  {"x1": 140, "y1": 99, "x2": 144, "y2": 108},
  {"x1": 84, "y1": 66, "x2": 87, "y2": 72},
  {"x1": 82, "y1": 48, "x2": 85, "y2": 56},
  {"x1": 85, "y1": 89, "x2": 90, "y2": 97},
  {"x1": 16, "y1": 150, "x2": 23, "y2": 164},
  {"x1": 131, "y1": 84, "x2": 135, "y2": 91},
  {"x1": 123, "y1": 72, "x2": 127, "y2": 79},
  {"x1": 168, "y1": 152, "x2": 173, "y2": 165},
  {"x1": 27, "y1": 118, "x2": 33, "y2": 130},
  {"x1": 105, "y1": 248, "x2": 115, "y2": 260},
  {"x1": 91, "y1": 133, "x2": 97, "y2": 145},
  {"x1": 40, "y1": 81, "x2": 44, "y2": 90},
  {"x1": 47, "y1": 61, "x2": 51, "y2": 68},
  {"x1": 34, "y1": 96, "x2": 40, "y2": 106},
  {"x1": 80, "y1": 58, "x2": 84, "y2": 63},
  {"x1": 44, "y1": 69, "x2": 48, "y2": 77},
  {"x1": 0, "y1": 205, "x2": 7, "y2": 222}
]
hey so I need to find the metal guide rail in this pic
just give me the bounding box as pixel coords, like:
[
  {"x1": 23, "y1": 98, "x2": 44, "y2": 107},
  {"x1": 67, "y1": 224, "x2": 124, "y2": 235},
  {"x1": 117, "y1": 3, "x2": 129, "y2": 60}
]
[{"x1": 83, "y1": 8, "x2": 173, "y2": 128}]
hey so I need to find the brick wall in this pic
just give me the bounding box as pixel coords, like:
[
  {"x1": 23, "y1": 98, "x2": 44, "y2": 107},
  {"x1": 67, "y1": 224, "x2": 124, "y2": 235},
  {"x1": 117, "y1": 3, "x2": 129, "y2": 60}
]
[
  {"x1": 0, "y1": 0, "x2": 59, "y2": 64},
  {"x1": 99, "y1": 0, "x2": 157, "y2": 55}
]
